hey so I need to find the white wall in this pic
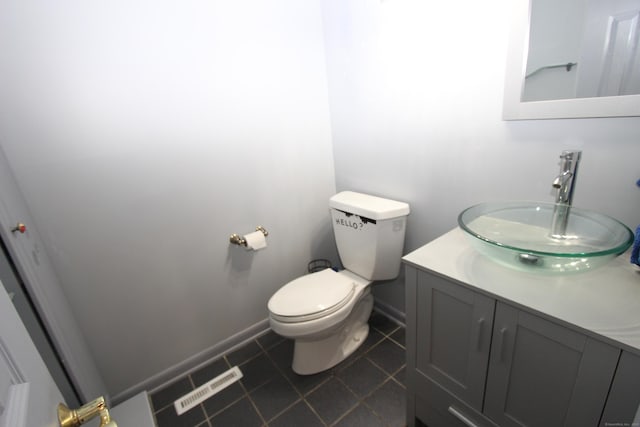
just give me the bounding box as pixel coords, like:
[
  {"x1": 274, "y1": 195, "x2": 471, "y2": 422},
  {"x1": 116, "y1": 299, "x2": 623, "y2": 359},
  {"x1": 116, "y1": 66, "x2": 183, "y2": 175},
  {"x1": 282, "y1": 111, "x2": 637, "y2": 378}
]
[
  {"x1": 322, "y1": 0, "x2": 640, "y2": 312},
  {"x1": 0, "y1": 0, "x2": 338, "y2": 398}
]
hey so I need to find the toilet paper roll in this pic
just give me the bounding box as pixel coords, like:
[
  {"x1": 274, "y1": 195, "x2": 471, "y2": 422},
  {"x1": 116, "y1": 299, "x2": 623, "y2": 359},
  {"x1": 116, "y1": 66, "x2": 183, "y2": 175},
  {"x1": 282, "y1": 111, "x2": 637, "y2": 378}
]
[{"x1": 243, "y1": 230, "x2": 267, "y2": 251}]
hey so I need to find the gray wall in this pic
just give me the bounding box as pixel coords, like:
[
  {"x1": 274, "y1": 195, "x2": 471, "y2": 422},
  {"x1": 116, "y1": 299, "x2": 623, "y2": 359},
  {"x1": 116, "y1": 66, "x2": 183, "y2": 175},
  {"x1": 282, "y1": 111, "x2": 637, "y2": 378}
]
[
  {"x1": 322, "y1": 0, "x2": 640, "y2": 312},
  {"x1": 1, "y1": 0, "x2": 639, "y2": 401},
  {"x1": 0, "y1": 0, "x2": 338, "y2": 398}
]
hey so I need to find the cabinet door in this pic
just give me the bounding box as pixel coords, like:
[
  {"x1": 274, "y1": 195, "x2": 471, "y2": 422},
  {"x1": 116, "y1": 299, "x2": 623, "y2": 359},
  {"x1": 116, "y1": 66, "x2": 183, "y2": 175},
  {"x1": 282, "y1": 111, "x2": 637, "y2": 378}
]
[
  {"x1": 414, "y1": 271, "x2": 495, "y2": 411},
  {"x1": 600, "y1": 351, "x2": 640, "y2": 426},
  {"x1": 485, "y1": 303, "x2": 619, "y2": 427}
]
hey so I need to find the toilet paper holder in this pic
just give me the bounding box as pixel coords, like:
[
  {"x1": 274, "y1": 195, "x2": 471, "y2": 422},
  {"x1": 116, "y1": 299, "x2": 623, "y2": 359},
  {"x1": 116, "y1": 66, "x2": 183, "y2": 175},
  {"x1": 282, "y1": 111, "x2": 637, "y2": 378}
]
[{"x1": 230, "y1": 226, "x2": 268, "y2": 247}]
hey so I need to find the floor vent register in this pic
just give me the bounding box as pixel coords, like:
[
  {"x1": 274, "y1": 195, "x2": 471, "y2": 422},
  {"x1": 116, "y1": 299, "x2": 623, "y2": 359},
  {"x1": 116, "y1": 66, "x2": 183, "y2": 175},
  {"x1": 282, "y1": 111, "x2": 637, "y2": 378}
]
[{"x1": 173, "y1": 366, "x2": 243, "y2": 415}]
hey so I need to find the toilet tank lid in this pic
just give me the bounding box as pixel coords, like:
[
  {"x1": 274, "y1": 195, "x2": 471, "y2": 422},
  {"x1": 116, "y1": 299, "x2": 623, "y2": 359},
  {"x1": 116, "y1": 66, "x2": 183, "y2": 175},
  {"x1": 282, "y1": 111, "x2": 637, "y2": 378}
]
[{"x1": 330, "y1": 191, "x2": 410, "y2": 220}]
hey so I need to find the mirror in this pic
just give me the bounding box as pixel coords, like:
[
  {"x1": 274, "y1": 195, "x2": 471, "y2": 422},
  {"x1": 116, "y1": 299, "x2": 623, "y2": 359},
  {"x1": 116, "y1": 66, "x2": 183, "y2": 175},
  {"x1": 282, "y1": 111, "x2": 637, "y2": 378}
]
[{"x1": 503, "y1": 0, "x2": 640, "y2": 119}]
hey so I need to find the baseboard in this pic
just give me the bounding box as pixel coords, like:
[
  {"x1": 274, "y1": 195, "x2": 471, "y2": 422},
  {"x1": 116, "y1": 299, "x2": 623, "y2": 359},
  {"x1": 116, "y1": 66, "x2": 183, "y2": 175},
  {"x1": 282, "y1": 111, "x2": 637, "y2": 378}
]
[
  {"x1": 373, "y1": 300, "x2": 406, "y2": 327},
  {"x1": 111, "y1": 318, "x2": 270, "y2": 405}
]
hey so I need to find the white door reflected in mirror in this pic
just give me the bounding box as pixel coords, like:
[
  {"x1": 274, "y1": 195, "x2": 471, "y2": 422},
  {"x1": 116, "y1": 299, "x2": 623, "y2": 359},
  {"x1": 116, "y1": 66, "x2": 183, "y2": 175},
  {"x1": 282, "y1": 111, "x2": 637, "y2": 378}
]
[
  {"x1": 503, "y1": 0, "x2": 640, "y2": 119},
  {"x1": 524, "y1": 0, "x2": 640, "y2": 102}
]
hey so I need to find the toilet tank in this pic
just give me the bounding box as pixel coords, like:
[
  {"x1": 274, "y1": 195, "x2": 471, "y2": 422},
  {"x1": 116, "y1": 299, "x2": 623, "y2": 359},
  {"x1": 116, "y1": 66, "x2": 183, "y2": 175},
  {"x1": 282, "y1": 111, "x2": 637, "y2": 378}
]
[{"x1": 329, "y1": 191, "x2": 410, "y2": 281}]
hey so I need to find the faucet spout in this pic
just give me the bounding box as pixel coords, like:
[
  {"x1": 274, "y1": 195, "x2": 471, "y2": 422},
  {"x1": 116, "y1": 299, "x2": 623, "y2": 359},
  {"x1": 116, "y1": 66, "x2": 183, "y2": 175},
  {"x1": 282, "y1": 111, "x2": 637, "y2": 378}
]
[
  {"x1": 552, "y1": 151, "x2": 581, "y2": 204},
  {"x1": 552, "y1": 170, "x2": 573, "y2": 190},
  {"x1": 550, "y1": 150, "x2": 581, "y2": 238}
]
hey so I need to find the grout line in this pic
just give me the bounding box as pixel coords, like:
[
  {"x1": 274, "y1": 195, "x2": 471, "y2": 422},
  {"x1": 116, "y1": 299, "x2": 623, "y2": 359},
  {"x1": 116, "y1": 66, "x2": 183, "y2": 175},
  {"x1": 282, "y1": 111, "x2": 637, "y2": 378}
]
[
  {"x1": 333, "y1": 373, "x2": 377, "y2": 400},
  {"x1": 223, "y1": 355, "x2": 232, "y2": 369},
  {"x1": 327, "y1": 400, "x2": 360, "y2": 427},
  {"x1": 234, "y1": 340, "x2": 268, "y2": 426},
  {"x1": 204, "y1": 351, "x2": 255, "y2": 424},
  {"x1": 187, "y1": 355, "x2": 251, "y2": 422},
  {"x1": 201, "y1": 387, "x2": 246, "y2": 420},
  {"x1": 261, "y1": 339, "x2": 332, "y2": 399},
  {"x1": 378, "y1": 324, "x2": 401, "y2": 338},
  {"x1": 388, "y1": 336, "x2": 406, "y2": 349},
  {"x1": 388, "y1": 362, "x2": 407, "y2": 389},
  {"x1": 263, "y1": 397, "x2": 303, "y2": 424},
  {"x1": 152, "y1": 402, "x2": 172, "y2": 414},
  {"x1": 359, "y1": 334, "x2": 387, "y2": 358},
  {"x1": 360, "y1": 376, "x2": 405, "y2": 425},
  {"x1": 301, "y1": 375, "x2": 333, "y2": 398},
  {"x1": 148, "y1": 397, "x2": 161, "y2": 427},
  {"x1": 226, "y1": 346, "x2": 265, "y2": 368},
  {"x1": 301, "y1": 398, "x2": 329, "y2": 427},
  {"x1": 186, "y1": 374, "x2": 209, "y2": 424},
  {"x1": 329, "y1": 400, "x2": 386, "y2": 427},
  {"x1": 365, "y1": 354, "x2": 402, "y2": 378},
  {"x1": 255, "y1": 331, "x2": 286, "y2": 353},
  {"x1": 245, "y1": 391, "x2": 268, "y2": 426},
  {"x1": 151, "y1": 375, "x2": 198, "y2": 414}
]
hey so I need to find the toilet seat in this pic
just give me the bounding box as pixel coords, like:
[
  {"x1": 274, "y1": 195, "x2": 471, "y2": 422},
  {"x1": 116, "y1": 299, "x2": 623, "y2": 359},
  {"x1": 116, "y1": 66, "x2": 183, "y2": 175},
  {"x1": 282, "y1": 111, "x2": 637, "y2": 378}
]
[{"x1": 268, "y1": 269, "x2": 356, "y2": 323}]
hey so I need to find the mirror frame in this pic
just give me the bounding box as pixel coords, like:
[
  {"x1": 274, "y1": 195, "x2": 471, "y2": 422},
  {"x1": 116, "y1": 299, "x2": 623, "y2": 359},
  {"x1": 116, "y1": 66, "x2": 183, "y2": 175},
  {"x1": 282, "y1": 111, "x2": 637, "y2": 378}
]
[{"x1": 503, "y1": 0, "x2": 640, "y2": 120}]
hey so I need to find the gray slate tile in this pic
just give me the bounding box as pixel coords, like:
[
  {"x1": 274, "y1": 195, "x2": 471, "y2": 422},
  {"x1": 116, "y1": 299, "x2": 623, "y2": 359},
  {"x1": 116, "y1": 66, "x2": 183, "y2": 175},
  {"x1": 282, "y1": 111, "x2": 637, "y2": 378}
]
[{"x1": 306, "y1": 377, "x2": 358, "y2": 425}]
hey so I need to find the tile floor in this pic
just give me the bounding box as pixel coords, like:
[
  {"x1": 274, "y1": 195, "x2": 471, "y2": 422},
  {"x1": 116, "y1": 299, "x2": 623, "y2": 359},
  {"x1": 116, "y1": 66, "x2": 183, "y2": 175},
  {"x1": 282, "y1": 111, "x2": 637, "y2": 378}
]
[{"x1": 150, "y1": 312, "x2": 406, "y2": 427}]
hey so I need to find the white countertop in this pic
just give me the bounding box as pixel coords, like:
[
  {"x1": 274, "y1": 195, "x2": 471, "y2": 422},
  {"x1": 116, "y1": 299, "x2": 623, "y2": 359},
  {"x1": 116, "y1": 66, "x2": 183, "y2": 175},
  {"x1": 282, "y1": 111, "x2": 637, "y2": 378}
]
[{"x1": 403, "y1": 227, "x2": 640, "y2": 354}]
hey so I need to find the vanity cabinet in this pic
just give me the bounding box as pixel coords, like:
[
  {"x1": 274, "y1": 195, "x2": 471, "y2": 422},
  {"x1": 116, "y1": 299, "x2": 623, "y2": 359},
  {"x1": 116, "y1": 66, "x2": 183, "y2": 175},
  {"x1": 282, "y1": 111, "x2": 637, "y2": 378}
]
[
  {"x1": 483, "y1": 303, "x2": 618, "y2": 427},
  {"x1": 413, "y1": 271, "x2": 494, "y2": 412},
  {"x1": 600, "y1": 351, "x2": 640, "y2": 426},
  {"x1": 406, "y1": 266, "x2": 621, "y2": 427}
]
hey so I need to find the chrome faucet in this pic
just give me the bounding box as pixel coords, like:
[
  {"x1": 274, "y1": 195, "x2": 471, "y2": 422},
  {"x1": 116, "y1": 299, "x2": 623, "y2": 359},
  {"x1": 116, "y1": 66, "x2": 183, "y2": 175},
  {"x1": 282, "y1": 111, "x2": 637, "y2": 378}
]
[{"x1": 550, "y1": 150, "x2": 581, "y2": 238}]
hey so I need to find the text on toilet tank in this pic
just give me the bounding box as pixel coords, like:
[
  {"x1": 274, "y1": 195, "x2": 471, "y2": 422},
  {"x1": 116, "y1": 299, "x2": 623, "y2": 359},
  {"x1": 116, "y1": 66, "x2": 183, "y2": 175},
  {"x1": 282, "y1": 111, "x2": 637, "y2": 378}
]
[
  {"x1": 334, "y1": 213, "x2": 376, "y2": 229},
  {"x1": 335, "y1": 217, "x2": 364, "y2": 230}
]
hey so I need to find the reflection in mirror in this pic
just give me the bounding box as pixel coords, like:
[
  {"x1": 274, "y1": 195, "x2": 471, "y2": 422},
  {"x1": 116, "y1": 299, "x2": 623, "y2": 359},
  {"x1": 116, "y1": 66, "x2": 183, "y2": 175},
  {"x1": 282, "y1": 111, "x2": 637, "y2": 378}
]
[
  {"x1": 503, "y1": 0, "x2": 640, "y2": 119},
  {"x1": 524, "y1": 0, "x2": 640, "y2": 102}
]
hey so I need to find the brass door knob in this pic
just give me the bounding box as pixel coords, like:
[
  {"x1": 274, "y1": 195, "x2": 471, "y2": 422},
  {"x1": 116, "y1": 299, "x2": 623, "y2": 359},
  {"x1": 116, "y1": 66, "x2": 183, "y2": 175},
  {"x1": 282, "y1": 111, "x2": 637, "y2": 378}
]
[
  {"x1": 58, "y1": 396, "x2": 117, "y2": 427},
  {"x1": 11, "y1": 223, "x2": 26, "y2": 234}
]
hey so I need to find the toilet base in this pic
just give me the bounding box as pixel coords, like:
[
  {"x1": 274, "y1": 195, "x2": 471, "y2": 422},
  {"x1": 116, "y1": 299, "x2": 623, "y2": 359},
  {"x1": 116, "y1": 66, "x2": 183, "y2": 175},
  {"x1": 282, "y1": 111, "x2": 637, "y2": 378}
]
[{"x1": 291, "y1": 293, "x2": 374, "y2": 375}]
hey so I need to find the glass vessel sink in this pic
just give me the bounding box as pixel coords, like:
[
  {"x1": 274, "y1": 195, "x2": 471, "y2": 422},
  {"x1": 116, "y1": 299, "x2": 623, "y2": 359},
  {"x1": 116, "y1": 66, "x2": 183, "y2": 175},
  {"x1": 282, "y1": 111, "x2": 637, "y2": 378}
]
[{"x1": 458, "y1": 202, "x2": 634, "y2": 274}]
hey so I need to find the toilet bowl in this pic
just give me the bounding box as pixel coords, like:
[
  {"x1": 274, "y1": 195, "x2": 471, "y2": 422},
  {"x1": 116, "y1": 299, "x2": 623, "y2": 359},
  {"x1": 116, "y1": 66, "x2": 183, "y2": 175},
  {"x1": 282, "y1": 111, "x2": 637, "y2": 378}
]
[
  {"x1": 268, "y1": 269, "x2": 373, "y2": 374},
  {"x1": 267, "y1": 191, "x2": 410, "y2": 375}
]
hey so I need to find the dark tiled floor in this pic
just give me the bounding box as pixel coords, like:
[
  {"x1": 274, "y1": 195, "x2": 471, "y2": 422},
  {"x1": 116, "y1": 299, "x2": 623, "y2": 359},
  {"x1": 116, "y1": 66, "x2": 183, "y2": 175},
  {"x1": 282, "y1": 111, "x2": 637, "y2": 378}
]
[{"x1": 150, "y1": 311, "x2": 406, "y2": 427}]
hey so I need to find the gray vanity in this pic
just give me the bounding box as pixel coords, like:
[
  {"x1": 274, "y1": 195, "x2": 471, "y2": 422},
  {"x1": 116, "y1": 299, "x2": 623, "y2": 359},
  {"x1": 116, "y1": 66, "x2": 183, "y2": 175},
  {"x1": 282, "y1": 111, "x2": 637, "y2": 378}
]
[{"x1": 404, "y1": 228, "x2": 640, "y2": 427}]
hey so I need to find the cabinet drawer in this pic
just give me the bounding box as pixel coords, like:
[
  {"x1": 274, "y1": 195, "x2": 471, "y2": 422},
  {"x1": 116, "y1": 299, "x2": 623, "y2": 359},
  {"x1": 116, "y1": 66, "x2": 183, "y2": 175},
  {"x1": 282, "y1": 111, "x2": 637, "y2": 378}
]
[{"x1": 414, "y1": 373, "x2": 497, "y2": 427}]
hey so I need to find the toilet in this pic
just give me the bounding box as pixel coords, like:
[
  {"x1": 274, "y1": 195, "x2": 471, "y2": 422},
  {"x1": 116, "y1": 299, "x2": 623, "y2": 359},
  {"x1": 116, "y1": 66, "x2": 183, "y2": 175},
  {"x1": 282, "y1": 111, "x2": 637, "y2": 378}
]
[{"x1": 268, "y1": 191, "x2": 410, "y2": 375}]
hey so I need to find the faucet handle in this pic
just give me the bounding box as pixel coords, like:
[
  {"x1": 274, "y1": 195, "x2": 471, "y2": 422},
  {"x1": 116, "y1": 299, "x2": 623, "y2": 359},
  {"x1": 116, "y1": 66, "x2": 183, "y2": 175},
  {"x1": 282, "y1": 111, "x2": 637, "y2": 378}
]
[{"x1": 559, "y1": 150, "x2": 581, "y2": 160}]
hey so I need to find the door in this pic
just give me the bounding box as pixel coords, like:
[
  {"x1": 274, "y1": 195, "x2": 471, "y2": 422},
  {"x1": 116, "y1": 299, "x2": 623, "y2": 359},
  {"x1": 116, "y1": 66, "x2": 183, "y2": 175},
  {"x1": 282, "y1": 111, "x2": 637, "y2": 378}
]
[
  {"x1": 0, "y1": 146, "x2": 108, "y2": 403},
  {"x1": 414, "y1": 271, "x2": 495, "y2": 411},
  {"x1": 0, "y1": 278, "x2": 64, "y2": 427},
  {"x1": 0, "y1": 236, "x2": 79, "y2": 407},
  {"x1": 484, "y1": 303, "x2": 620, "y2": 427},
  {"x1": 600, "y1": 351, "x2": 640, "y2": 426},
  {"x1": 575, "y1": 0, "x2": 640, "y2": 97}
]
